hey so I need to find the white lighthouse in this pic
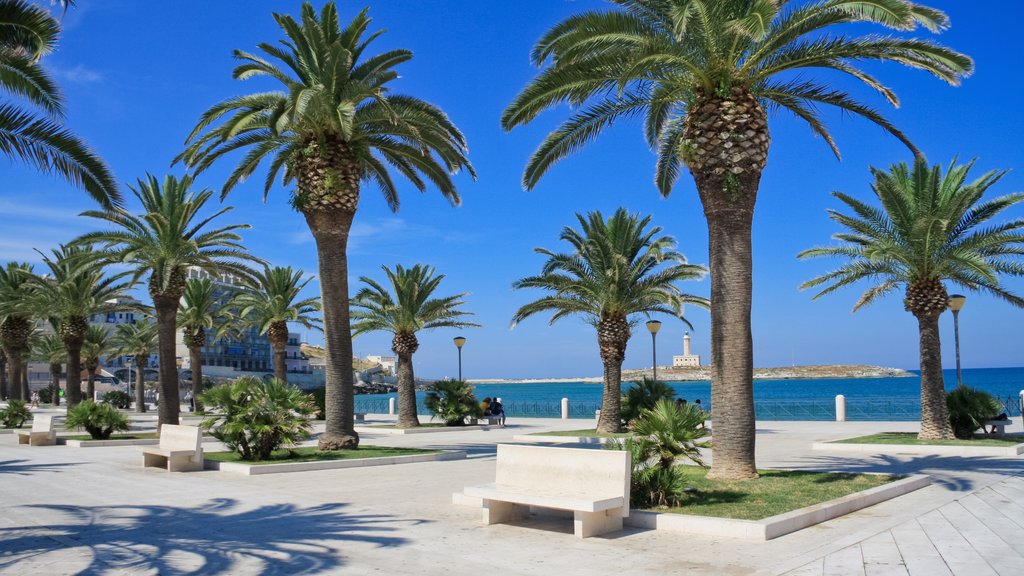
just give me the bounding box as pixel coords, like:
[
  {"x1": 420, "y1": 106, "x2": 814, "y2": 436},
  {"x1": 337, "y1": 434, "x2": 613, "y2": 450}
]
[{"x1": 672, "y1": 331, "x2": 701, "y2": 367}]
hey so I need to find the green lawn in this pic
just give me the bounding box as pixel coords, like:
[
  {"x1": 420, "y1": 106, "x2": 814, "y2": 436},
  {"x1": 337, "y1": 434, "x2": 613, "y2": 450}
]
[
  {"x1": 658, "y1": 467, "x2": 895, "y2": 520},
  {"x1": 833, "y1": 432, "x2": 1023, "y2": 446},
  {"x1": 62, "y1": 433, "x2": 158, "y2": 441},
  {"x1": 204, "y1": 445, "x2": 438, "y2": 464},
  {"x1": 529, "y1": 428, "x2": 632, "y2": 438}
]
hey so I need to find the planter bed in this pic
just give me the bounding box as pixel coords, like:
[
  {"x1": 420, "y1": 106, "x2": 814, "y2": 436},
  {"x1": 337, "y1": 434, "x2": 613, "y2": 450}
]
[
  {"x1": 205, "y1": 446, "x2": 466, "y2": 475},
  {"x1": 514, "y1": 428, "x2": 633, "y2": 445},
  {"x1": 355, "y1": 424, "x2": 491, "y2": 435},
  {"x1": 59, "y1": 434, "x2": 217, "y2": 447},
  {"x1": 813, "y1": 432, "x2": 1024, "y2": 457}
]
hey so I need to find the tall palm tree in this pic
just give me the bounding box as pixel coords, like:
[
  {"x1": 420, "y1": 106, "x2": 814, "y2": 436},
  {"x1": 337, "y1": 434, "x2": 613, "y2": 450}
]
[
  {"x1": 78, "y1": 174, "x2": 257, "y2": 425},
  {"x1": 0, "y1": 348, "x2": 7, "y2": 399},
  {"x1": 234, "y1": 266, "x2": 321, "y2": 384},
  {"x1": 0, "y1": 0, "x2": 119, "y2": 207},
  {"x1": 178, "y1": 277, "x2": 233, "y2": 411},
  {"x1": 799, "y1": 158, "x2": 1024, "y2": 440},
  {"x1": 176, "y1": 2, "x2": 474, "y2": 450},
  {"x1": 111, "y1": 320, "x2": 157, "y2": 413},
  {"x1": 0, "y1": 262, "x2": 33, "y2": 400},
  {"x1": 29, "y1": 245, "x2": 133, "y2": 407},
  {"x1": 512, "y1": 209, "x2": 707, "y2": 433},
  {"x1": 351, "y1": 264, "x2": 479, "y2": 428},
  {"x1": 501, "y1": 0, "x2": 970, "y2": 479},
  {"x1": 32, "y1": 332, "x2": 63, "y2": 405},
  {"x1": 82, "y1": 324, "x2": 112, "y2": 401}
]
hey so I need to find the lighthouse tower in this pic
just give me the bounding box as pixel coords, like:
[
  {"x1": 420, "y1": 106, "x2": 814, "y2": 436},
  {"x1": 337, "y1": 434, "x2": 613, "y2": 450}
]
[{"x1": 672, "y1": 331, "x2": 701, "y2": 367}]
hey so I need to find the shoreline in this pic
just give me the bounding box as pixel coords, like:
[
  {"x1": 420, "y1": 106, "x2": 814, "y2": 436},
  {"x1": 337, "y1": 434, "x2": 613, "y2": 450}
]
[{"x1": 467, "y1": 364, "x2": 915, "y2": 385}]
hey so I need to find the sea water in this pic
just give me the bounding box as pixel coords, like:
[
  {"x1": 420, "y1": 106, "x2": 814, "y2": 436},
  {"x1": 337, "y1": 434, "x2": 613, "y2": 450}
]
[{"x1": 354, "y1": 367, "x2": 1024, "y2": 421}]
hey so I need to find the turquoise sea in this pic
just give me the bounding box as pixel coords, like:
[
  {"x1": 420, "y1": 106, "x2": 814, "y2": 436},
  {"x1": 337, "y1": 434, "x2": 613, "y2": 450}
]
[{"x1": 354, "y1": 367, "x2": 1024, "y2": 421}]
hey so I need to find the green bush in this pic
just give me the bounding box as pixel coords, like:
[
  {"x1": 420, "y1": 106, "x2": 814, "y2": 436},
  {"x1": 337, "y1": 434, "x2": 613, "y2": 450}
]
[
  {"x1": 0, "y1": 400, "x2": 31, "y2": 428},
  {"x1": 200, "y1": 377, "x2": 317, "y2": 461},
  {"x1": 102, "y1": 390, "x2": 132, "y2": 409},
  {"x1": 309, "y1": 386, "x2": 326, "y2": 420},
  {"x1": 38, "y1": 388, "x2": 52, "y2": 404},
  {"x1": 425, "y1": 380, "x2": 482, "y2": 426},
  {"x1": 947, "y1": 386, "x2": 1003, "y2": 439},
  {"x1": 66, "y1": 400, "x2": 130, "y2": 439},
  {"x1": 621, "y1": 377, "x2": 676, "y2": 424},
  {"x1": 608, "y1": 400, "x2": 710, "y2": 507}
]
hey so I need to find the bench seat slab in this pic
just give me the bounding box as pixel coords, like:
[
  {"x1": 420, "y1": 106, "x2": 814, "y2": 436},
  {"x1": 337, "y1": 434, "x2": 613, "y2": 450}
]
[{"x1": 465, "y1": 483, "x2": 625, "y2": 513}]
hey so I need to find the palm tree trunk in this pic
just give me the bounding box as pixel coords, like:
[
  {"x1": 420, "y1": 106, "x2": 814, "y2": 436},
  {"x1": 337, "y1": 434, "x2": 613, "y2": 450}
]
[
  {"x1": 307, "y1": 209, "x2": 359, "y2": 450},
  {"x1": 20, "y1": 362, "x2": 27, "y2": 401},
  {"x1": 153, "y1": 298, "x2": 180, "y2": 427},
  {"x1": 269, "y1": 322, "x2": 289, "y2": 384},
  {"x1": 916, "y1": 314, "x2": 955, "y2": 439},
  {"x1": 4, "y1": 350, "x2": 19, "y2": 401},
  {"x1": 0, "y1": 352, "x2": 7, "y2": 399},
  {"x1": 86, "y1": 364, "x2": 97, "y2": 401},
  {"x1": 50, "y1": 364, "x2": 61, "y2": 405},
  {"x1": 65, "y1": 345, "x2": 83, "y2": 407},
  {"x1": 597, "y1": 358, "x2": 624, "y2": 434},
  {"x1": 134, "y1": 356, "x2": 146, "y2": 413},
  {"x1": 190, "y1": 347, "x2": 203, "y2": 412},
  {"x1": 395, "y1": 351, "x2": 419, "y2": 428}
]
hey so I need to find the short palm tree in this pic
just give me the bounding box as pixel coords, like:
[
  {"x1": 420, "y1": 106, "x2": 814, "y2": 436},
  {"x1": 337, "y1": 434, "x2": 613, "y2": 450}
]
[
  {"x1": 502, "y1": 0, "x2": 970, "y2": 479},
  {"x1": 800, "y1": 158, "x2": 1024, "y2": 440},
  {"x1": 78, "y1": 174, "x2": 257, "y2": 425},
  {"x1": 111, "y1": 320, "x2": 158, "y2": 413},
  {"x1": 234, "y1": 266, "x2": 321, "y2": 384},
  {"x1": 32, "y1": 332, "x2": 64, "y2": 406},
  {"x1": 177, "y1": 2, "x2": 474, "y2": 450},
  {"x1": 178, "y1": 277, "x2": 233, "y2": 411},
  {"x1": 0, "y1": 0, "x2": 119, "y2": 207},
  {"x1": 28, "y1": 245, "x2": 132, "y2": 407},
  {"x1": 351, "y1": 264, "x2": 479, "y2": 428},
  {"x1": 0, "y1": 262, "x2": 33, "y2": 401},
  {"x1": 82, "y1": 324, "x2": 112, "y2": 401},
  {"x1": 512, "y1": 209, "x2": 707, "y2": 433}
]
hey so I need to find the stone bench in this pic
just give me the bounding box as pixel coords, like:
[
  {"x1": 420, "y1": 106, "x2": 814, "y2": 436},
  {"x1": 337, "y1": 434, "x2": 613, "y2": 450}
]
[
  {"x1": 17, "y1": 415, "x2": 56, "y2": 446},
  {"x1": 983, "y1": 419, "x2": 1013, "y2": 435},
  {"x1": 463, "y1": 444, "x2": 630, "y2": 538},
  {"x1": 469, "y1": 416, "x2": 501, "y2": 426},
  {"x1": 141, "y1": 424, "x2": 203, "y2": 472}
]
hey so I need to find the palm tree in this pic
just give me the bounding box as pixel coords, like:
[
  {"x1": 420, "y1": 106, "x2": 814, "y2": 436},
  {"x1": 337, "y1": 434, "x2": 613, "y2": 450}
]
[
  {"x1": 501, "y1": 0, "x2": 970, "y2": 479},
  {"x1": 111, "y1": 320, "x2": 157, "y2": 413},
  {"x1": 178, "y1": 277, "x2": 233, "y2": 411},
  {"x1": 799, "y1": 158, "x2": 1024, "y2": 440},
  {"x1": 0, "y1": 262, "x2": 33, "y2": 400},
  {"x1": 29, "y1": 245, "x2": 134, "y2": 407},
  {"x1": 32, "y1": 332, "x2": 63, "y2": 405},
  {"x1": 512, "y1": 209, "x2": 707, "y2": 433},
  {"x1": 78, "y1": 174, "x2": 257, "y2": 425},
  {"x1": 234, "y1": 266, "x2": 321, "y2": 384},
  {"x1": 82, "y1": 324, "x2": 112, "y2": 401},
  {"x1": 351, "y1": 264, "x2": 479, "y2": 428},
  {"x1": 176, "y1": 2, "x2": 474, "y2": 450},
  {"x1": 0, "y1": 0, "x2": 119, "y2": 207},
  {"x1": 0, "y1": 348, "x2": 7, "y2": 399}
]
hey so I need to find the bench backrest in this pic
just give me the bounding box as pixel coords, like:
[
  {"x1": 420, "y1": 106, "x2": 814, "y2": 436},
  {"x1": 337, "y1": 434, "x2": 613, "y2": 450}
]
[
  {"x1": 495, "y1": 444, "x2": 630, "y2": 511},
  {"x1": 159, "y1": 424, "x2": 201, "y2": 451},
  {"x1": 31, "y1": 415, "x2": 53, "y2": 433}
]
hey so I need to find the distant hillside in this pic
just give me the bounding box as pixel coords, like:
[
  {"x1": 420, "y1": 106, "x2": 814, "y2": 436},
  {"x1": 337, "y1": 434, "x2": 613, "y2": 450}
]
[
  {"x1": 300, "y1": 344, "x2": 377, "y2": 371},
  {"x1": 623, "y1": 364, "x2": 914, "y2": 381}
]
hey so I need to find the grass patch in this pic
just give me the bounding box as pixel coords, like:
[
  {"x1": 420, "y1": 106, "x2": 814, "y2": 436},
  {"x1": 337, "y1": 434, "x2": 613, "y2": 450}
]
[
  {"x1": 834, "y1": 432, "x2": 1023, "y2": 446},
  {"x1": 62, "y1": 433, "x2": 158, "y2": 441},
  {"x1": 204, "y1": 445, "x2": 438, "y2": 464},
  {"x1": 366, "y1": 423, "x2": 449, "y2": 429},
  {"x1": 529, "y1": 428, "x2": 632, "y2": 438},
  {"x1": 656, "y1": 467, "x2": 895, "y2": 520}
]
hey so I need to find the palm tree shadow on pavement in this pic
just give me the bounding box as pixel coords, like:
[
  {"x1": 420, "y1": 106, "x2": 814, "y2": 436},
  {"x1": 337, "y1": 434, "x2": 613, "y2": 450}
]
[
  {"x1": 0, "y1": 459, "x2": 81, "y2": 476},
  {"x1": 0, "y1": 498, "x2": 420, "y2": 574},
  {"x1": 781, "y1": 453, "x2": 1024, "y2": 492}
]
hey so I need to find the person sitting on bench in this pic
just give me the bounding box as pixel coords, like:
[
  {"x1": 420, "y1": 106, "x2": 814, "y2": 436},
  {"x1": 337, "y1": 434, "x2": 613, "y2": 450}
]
[{"x1": 490, "y1": 398, "x2": 506, "y2": 427}]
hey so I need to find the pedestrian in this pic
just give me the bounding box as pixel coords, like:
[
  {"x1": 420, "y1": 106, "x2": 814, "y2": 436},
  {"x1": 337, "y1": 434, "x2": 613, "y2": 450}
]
[
  {"x1": 30, "y1": 391, "x2": 39, "y2": 408},
  {"x1": 490, "y1": 398, "x2": 506, "y2": 427}
]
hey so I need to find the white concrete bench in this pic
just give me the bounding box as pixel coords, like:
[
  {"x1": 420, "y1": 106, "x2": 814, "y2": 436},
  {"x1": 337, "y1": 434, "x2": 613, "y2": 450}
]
[
  {"x1": 463, "y1": 444, "x2": 630, "y2": 538},
  {"x1": 16, "y1": 415, "x2": 56, "y2": 446},
  {"x1": 470, "y1": 416, "x2": 501, "y2": 425},
  {"x1": 141, "y1": 424, "x2": 203, "y2": 472},
  {"x1": 983, "y1": 419, "x2": 1013, "y2": 435}
]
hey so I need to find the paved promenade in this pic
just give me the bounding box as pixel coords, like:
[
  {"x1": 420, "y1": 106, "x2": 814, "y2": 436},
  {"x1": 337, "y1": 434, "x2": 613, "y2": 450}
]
[{"x1": 1, "y1": 414, "x2": 1022, "y2": 575}]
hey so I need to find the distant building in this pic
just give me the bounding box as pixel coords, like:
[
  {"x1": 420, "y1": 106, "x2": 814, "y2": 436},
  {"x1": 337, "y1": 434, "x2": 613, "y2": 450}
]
[
  {"x1": 366, "y1": 355, "x2": 397, "y2": 375},
  {"x1": 285, "y1": 332, "x2": 311, "y2": 374},
  {"x1": 672, "y1": 332, "x2": 701, "y2": 367}
]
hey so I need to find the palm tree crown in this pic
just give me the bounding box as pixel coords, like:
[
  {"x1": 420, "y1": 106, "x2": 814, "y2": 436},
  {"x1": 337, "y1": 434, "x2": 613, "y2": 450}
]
[
  {"x1": 0, "y1": 0, "x2": 119, "y2": 207},
  {"x1": 111, "y1": 319, "x2": 157, "y2": 413}
]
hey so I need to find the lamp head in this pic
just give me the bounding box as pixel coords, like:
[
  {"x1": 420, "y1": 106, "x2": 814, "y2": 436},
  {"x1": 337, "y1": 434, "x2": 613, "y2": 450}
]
[
  {"x1": 948, "y1": 294, "x2": 967, "y2": 312},
  {"x1": 453, "y1": 336, "x2": 466, "y2": 349},
  {"x1": 646, "y1": 320, "x2": 662, "y2": 335}
]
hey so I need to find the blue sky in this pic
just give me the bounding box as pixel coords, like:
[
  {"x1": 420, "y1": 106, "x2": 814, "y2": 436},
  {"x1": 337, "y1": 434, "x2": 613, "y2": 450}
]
[{"x1": 3, "y1": 1, "x2": 1022, "y2": 379}]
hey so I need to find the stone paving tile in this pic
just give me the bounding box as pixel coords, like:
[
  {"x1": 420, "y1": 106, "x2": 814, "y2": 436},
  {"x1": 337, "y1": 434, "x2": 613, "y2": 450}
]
[
  {"x1": 889, "y1": 520, "x2": 953, "y2": 576},
  {"x1": 860, "y1": 531, "x2": 908, "y2": 576},
  {"x1": 916, "y1": 509, "x2": 997, "y2": 576}
]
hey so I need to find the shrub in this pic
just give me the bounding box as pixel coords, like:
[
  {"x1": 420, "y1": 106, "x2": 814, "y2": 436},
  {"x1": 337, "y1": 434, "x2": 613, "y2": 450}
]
[
  {"x1": 309, "y1": 386, "x2": 326, "y2": 420},
  {"x1": 38, "y1": 388, "x2": 52, "y2": 404},
  {"x1": 947, "y1": 386, "x2": 1002, "y2": 439},
  {"x1": 0, "y1": 400, "x2": 31, "y2": 428},
  {"x1": 102, "y1": 390, "x2": 132, "y2": 409},
  {"x1": 608, "y1": 400, "x2": 710, "y2": 507},
  {"x1": 425, "y1": 379, "x2": 481, "y2": 426},
  {"x1": 200, "y1": 377, "x2": 317, "y2": 461},
  {"x1": 621, "y1": 377, "x2": 676, "y2": 424},
  {"x1": 65, "y1": 400, "x2": 130, "y2": 439}
]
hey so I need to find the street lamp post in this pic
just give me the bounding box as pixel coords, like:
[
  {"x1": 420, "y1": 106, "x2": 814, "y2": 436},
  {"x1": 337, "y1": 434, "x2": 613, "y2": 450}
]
[
  {"x1": 646, "y1": 320, "x2": 662, "y2": 382},
  {"x1": 948, "y1": 294, "x2": 966, "y2": 388},
  {"x1": 453, "y1": 336, "x2": 466, "y2": 381}
]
